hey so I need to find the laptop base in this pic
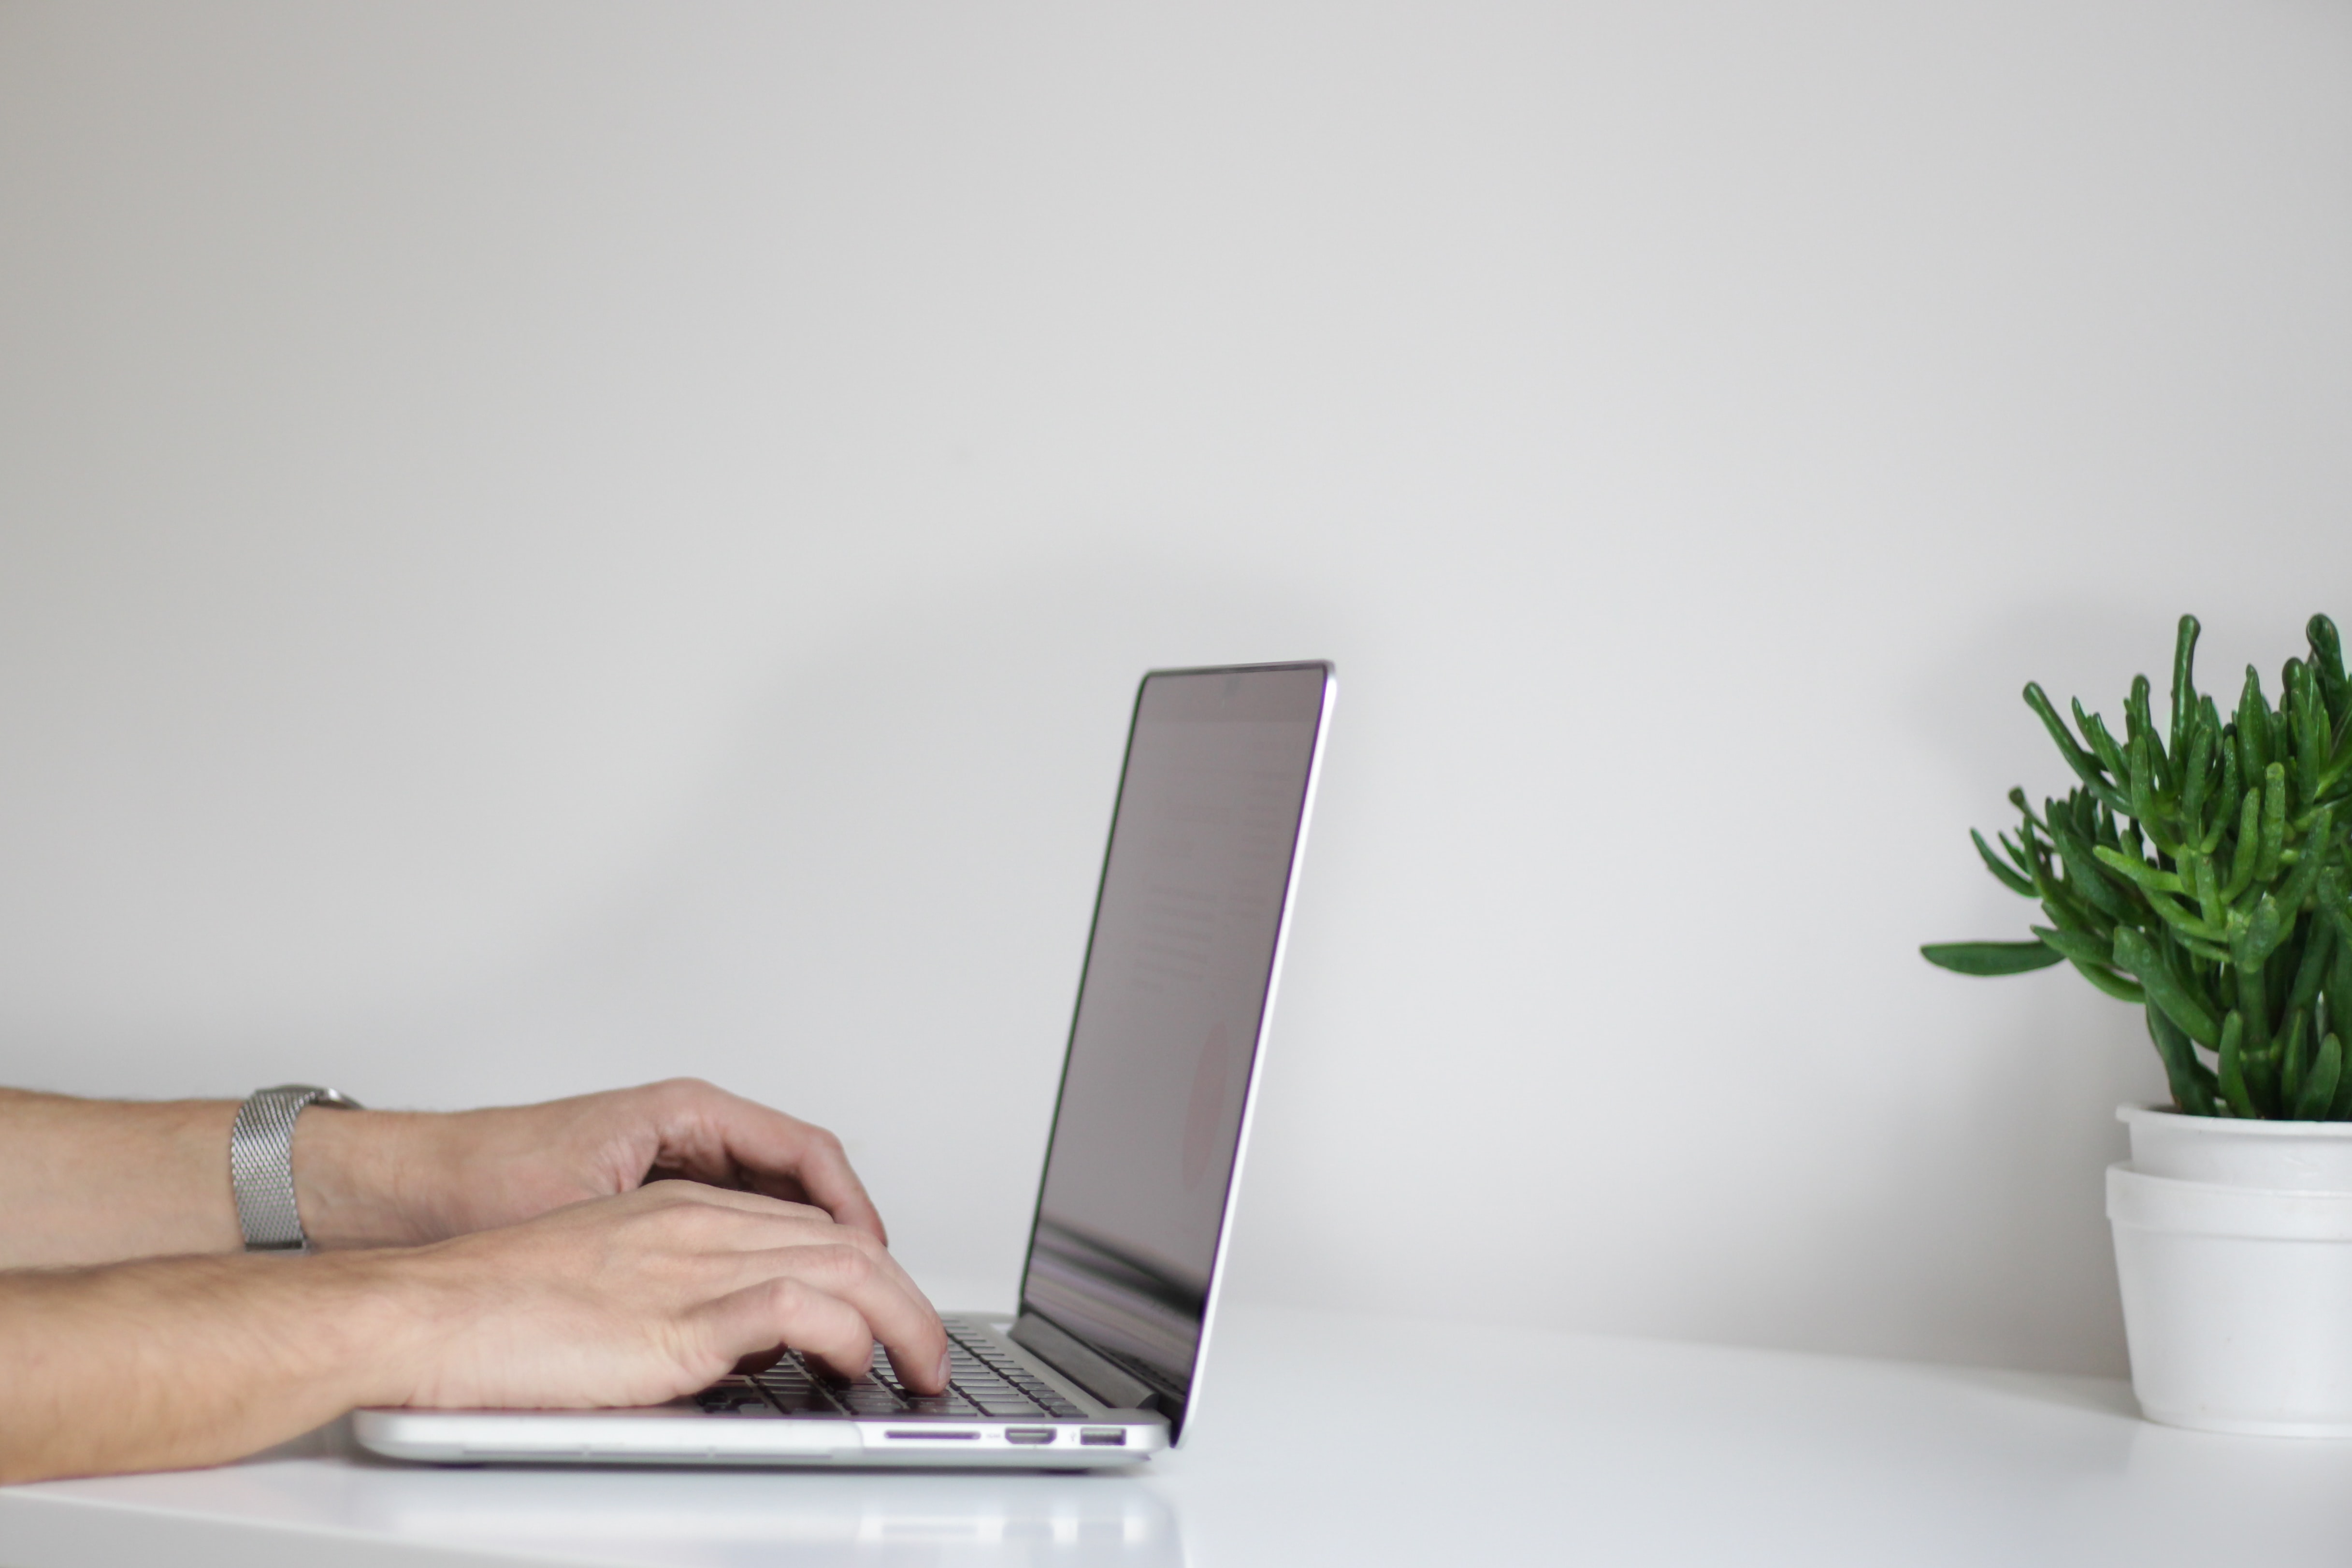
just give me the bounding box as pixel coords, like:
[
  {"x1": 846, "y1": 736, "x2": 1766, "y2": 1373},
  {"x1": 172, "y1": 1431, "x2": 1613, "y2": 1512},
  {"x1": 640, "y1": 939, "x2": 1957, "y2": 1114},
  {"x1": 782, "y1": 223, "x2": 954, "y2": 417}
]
[{"x1": 353, "y1": 1315, "x2": 1168, "y2": 1470}]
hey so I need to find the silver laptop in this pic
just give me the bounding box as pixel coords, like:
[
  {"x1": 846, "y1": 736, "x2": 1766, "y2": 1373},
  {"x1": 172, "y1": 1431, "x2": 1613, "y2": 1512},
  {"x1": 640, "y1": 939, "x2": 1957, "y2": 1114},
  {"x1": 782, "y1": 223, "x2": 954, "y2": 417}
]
[{"x1": 356, "y1": 660, "x2": 1336, "y2": 1468}]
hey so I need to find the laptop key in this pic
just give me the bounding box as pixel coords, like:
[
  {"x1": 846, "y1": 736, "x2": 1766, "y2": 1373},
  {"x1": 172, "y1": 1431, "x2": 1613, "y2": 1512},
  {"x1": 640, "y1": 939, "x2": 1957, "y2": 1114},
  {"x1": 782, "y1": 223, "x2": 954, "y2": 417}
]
[
  {"x1": 694, "y1": 1385, "x2": 783, "y2": 1416},
  {"x1": 835, "y1": 1389, "x2": 906, "y2": 1415},
  {"x1": 750, "y1": 1367, "x2": 843, "y2": 1414}
]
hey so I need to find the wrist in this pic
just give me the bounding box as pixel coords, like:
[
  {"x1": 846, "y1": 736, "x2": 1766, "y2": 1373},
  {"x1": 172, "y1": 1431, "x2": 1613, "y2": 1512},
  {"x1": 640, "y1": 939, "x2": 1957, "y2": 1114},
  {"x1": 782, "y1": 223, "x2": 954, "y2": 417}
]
[
  {"x1": 292, "y1": 1109, "x2": 438, "y2": 1250},
  {"x1": 298, "y1": 1246, "x2": 449, "y2": 1409}
]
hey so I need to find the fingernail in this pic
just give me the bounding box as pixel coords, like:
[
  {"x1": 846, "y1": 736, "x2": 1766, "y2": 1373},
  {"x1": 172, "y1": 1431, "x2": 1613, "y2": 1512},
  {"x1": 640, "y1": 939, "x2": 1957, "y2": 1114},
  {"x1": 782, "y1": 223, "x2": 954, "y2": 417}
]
[{"x1": 935, "y1": 1350, "x2": 952, "y2": 1391}]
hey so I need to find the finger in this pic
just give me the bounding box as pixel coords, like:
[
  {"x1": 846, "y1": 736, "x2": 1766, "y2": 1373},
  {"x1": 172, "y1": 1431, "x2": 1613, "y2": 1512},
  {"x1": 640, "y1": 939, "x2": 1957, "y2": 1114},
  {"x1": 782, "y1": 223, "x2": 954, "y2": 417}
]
[
  {"x1": 739, "y1": 1169, "x2": 812, "y2": 1208},
  {"x1": 732, "y1": 1124, "x2": 885, "y2": 1247},
  {"x1": 737, "y1": 1241, "x2": 950, "y2": 1395},
  {"x1": 650, "y1": 1198, "x2": 945, "y2": 1383},
  {"x1": 633, "y1": 1178, "x2": 832, "y2": 1226},
  {"x1": 634, "y1": 1186, "x2": 940, "y2": 1348},
  {"x1": 790, "y1": 1241, "x2": 945, "y2": 1392},
  {"x1": 626, "y1": 1183, "x2": 857, "y2": 1258},
  {"x1": 646, "y1": 1083, "x2": 892, "y2": 1246},
  {"x1": 730, "y1": 1345, "x2": 786, "y2": 1377},
  {"x1": 694, "y1": 1277, "x2": 875, "y2": 1384}
]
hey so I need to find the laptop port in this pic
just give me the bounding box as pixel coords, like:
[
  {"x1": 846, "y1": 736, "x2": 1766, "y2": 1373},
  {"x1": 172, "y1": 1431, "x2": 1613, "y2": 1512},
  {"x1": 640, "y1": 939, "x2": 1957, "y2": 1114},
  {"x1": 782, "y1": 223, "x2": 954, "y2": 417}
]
[
  {"x1": 1004, "y1": 1428, "x2": 1056, "y2": 1445},
  {"x1": 883, "y1": 1430, "x2": 977, "y2": 1440},
  {"x1": 1079, "y1": 1428, "x2": 1127, "y2": 1447}
]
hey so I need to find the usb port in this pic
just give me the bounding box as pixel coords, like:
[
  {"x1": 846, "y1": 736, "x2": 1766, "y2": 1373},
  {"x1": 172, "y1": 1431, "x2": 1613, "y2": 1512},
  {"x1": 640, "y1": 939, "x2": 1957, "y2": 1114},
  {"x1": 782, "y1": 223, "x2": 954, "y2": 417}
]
[
  {"x1": 1004, "y1": 1427, "x2": 1056, "y2": 1445},
  {"x1": 1079, "y1": 1428, "x2": 1127, "y2": 1447}
]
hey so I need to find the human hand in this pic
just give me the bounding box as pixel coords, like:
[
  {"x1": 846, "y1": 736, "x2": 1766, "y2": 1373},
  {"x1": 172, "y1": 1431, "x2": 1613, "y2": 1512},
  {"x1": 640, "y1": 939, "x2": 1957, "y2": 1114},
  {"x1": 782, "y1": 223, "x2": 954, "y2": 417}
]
[
  {"x1": 374, "y1": 1181, "x2": 951, "y2": 1408},
  {"x1": 0, "y1": 1180, "x2": 947, "y2": 1485},
  {"x1": 296, "y1": 1079, "x2": 888, "y2": 1251}
]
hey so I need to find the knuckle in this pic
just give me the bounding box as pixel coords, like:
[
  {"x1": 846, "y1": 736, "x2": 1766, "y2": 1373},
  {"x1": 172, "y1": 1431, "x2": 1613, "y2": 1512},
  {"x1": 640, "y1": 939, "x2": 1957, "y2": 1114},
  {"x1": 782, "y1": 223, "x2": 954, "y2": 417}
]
[
  {"x1": 639, "y1": 1076, "x2": 709, "y2": 1113},
  {"x1": 665, "y1": 1200, "x2": 721, "y2": 1235},
  {"x1": 820, "y1": 1243, "x2": 873, "y2": 1284},
  {"x1": 764, "y1": 1276, "x2": 821, "y2": 1320},
  {"x1": 805, "y1": 1126, "x2": 845, "y2": 1159}
]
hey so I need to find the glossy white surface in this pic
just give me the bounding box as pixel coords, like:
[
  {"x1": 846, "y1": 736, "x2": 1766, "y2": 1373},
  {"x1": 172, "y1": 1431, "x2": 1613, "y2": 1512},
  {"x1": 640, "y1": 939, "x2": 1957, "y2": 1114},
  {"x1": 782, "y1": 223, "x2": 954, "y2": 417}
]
[{"x1": 9, "y1": 1303, "x2": 2352, "y2": 1567}]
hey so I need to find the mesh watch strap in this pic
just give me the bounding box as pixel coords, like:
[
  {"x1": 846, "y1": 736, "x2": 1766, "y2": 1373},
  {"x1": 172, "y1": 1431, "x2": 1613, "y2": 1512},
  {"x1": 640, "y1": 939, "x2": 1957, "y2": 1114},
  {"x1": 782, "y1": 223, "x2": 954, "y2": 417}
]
[{"x1": 230, "y1": 1084, "x2": 361, "y2": 1252}]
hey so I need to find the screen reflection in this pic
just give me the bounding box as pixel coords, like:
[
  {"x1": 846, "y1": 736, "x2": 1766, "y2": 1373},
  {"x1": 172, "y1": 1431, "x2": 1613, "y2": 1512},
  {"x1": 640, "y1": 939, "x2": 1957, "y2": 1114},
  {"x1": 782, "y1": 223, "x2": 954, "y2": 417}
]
[{"x1": 1023, "y1": 666, "x2": 1328, "y2": 1408}]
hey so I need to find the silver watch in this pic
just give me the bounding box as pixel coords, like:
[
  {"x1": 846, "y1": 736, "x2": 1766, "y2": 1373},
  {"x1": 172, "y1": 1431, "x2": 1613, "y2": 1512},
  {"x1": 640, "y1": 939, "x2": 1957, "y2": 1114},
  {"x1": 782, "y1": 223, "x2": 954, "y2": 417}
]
[{"x1": 230, "y1": 1083, "x2": 363, "y2": 1253}]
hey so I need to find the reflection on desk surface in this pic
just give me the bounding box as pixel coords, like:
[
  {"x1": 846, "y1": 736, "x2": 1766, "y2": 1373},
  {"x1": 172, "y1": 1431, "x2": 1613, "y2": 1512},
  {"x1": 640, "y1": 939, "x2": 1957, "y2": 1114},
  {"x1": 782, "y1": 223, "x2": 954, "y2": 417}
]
[
  {"x1": 368, "y1": 1471, "x2": 1176, "y2": 1565},
  {"x1": 25, "y1": 1419, "x2": 1182, "y2": 1568}
]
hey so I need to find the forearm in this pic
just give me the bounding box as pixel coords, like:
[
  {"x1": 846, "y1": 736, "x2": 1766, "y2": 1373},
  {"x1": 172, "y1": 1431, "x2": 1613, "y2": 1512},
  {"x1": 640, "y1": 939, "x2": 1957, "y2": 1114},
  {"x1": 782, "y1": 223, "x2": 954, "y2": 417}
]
[
  {"x1": 0, "y1": 1091, "x2": 243, "y2": 1266},
  {"x1": 0, "y1": 1089, "x2": 444, "y2": 1266},
  {"x1": 0, "y1": 1252, "x2": 417, "y2": 1482}
]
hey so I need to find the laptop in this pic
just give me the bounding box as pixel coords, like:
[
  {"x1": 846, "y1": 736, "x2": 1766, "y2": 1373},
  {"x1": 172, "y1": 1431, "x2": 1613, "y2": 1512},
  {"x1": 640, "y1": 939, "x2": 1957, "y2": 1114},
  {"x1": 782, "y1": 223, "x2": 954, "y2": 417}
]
[{"x1": 355, "y1": 660, "x2": 1336, "y2": 1468}]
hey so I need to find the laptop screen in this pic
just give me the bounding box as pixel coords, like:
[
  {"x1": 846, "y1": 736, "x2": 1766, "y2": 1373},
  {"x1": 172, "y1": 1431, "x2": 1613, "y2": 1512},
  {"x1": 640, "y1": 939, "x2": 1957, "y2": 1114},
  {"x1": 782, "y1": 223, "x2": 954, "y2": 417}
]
[{"x1": 1018, "y1": 663, "x2": 1331, "y2": 1410}]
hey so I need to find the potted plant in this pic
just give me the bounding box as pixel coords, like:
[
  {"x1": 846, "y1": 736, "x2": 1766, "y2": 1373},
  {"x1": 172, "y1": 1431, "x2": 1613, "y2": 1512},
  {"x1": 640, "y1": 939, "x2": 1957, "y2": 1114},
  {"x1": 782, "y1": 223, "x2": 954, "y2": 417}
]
[{"x1": 1926, "y1": 613, "x2": 2352, "y2": 1434}]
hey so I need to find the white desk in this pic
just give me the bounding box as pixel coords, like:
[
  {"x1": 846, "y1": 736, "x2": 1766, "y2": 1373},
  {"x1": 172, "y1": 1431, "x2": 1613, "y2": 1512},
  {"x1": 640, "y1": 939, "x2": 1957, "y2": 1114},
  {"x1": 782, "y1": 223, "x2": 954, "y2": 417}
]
[{"x1": 7, "y1": 1302, "x2": 2352, "y2": 1567}]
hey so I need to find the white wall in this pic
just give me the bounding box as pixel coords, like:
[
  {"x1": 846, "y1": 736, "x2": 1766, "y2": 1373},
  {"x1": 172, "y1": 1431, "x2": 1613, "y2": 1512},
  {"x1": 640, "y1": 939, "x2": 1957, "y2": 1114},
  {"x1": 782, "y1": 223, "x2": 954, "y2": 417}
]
[{"x1": 3, "y1": 0, "x2": 2348, "y2": 1377}]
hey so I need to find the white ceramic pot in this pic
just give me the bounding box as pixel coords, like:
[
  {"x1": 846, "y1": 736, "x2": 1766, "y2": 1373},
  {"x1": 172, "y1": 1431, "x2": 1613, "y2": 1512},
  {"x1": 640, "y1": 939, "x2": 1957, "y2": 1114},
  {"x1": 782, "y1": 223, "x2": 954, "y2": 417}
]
[
  {"x1": 2108, "y1": 1106, "x2": 2352, "y2": 1436},
  {"x1": 2118, "y1": 1104, "x2": 2352, "y2": 1190}
]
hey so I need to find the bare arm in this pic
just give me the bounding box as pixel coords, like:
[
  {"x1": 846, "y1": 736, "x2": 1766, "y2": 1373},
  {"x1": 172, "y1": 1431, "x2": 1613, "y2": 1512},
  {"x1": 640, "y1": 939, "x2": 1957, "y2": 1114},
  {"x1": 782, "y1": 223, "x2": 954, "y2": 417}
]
[
  {"x1": 0, "y1": 1078, "x2": 888, "y2": 1268},
  {"x1": 0, "y1": 1250, "x2": 397, "y2": 1480},
  {"x1": 0, "y1": 1090, "x2": 244, "y2": 1266},
  {"x1": 0, "y1": 1182, "x2": 950, "y2": 1483}
]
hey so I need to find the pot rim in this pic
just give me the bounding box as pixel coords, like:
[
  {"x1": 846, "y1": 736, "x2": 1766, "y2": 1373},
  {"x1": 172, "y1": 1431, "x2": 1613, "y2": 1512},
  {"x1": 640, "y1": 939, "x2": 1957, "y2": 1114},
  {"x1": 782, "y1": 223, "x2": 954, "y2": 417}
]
[
  {"x1": 2109, "y1": 1163, "x2": 2352, "y2": 1236},
  {"x1": 2120, "y1": 1102, "x2": 2352, "y2": 1136}
]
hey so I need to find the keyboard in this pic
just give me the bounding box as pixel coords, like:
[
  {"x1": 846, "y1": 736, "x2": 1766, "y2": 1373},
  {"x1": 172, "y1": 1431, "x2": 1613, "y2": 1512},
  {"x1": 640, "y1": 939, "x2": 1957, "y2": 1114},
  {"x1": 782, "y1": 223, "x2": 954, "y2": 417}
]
[{"x1": 693, "y1": 1321, "x2": 1084, "y2": 1419}]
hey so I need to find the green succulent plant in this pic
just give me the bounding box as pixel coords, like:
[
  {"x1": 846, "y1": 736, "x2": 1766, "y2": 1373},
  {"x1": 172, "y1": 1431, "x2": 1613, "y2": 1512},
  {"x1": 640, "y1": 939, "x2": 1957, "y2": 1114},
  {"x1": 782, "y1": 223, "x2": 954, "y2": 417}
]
[{"x1": 1924, "y1": 614, "x2": 2352, "y2": 1119}]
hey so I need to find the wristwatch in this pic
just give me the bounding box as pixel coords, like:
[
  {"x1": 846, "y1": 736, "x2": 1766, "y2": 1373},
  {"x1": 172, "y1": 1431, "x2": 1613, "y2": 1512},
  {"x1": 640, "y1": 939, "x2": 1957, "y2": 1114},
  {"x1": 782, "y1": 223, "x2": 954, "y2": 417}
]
[{"x1": 230, "y1": 1083, "x2": 363, "y2": 1253}]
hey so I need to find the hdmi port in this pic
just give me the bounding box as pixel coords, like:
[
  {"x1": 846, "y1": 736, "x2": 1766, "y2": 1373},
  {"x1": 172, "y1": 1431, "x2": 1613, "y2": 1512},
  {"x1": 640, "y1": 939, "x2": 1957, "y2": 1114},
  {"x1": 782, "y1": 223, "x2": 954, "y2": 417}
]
[{"x1": 1004, "y1": 1427, "x2": 1056, "y2": 1445}]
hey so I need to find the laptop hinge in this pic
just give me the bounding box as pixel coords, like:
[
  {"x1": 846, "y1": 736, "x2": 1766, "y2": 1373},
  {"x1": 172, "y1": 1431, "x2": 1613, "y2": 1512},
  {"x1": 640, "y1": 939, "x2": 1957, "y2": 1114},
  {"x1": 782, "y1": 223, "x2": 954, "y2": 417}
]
[{"x1": 1008, "y1": 1311, "x2": 1169, "y2": 1414}]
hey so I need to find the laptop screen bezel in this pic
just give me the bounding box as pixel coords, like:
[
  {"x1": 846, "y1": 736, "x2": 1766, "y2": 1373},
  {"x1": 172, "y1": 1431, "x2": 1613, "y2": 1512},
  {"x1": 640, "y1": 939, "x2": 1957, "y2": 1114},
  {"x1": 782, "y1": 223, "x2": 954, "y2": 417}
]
[{"x1": 1009, "y1": 660, "x2": 1337, "y2": 1444}]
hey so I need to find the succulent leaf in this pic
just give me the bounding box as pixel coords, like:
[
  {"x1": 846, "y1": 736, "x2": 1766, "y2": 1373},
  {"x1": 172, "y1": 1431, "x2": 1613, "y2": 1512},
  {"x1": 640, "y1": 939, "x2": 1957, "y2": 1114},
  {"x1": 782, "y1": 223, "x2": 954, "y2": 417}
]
[
  {"x1": 2282, "y1": 1009, "x2": 2312, "y2": 1107},
  {"x1": 2217, "y1": 1011, "x2": 2258, "y2": 1118},
  {"x1": 2128, "y1": 675, "x2": 2167, "y2": 788},
  {"x1": 2114, "y1": 925, "x2": 2220, "y2": 1046},
  {"x1": 1919, "y1": 941, "x2": 2065, "y2": 976},
  {"x1": 2289, "y1": 919, "x2": 2336, "y2": 1018},
  {"x1": 2035, "y1": 923, "x2": 2147, "y2": 1002},
  {"x1": 2238, "y1": 666, "x2": 2273, "y2": 779},
  {"x1": 2297, "y1": 1032, "x2": 2343, "y2": 1121},
  {"x1": 2260, "y1": 764, "x2": 2288, "y2": 881},
  {"x1": 2024, "y1": 684, "x2": 2129, "y2": 815},
  {"x1": 2147, "y1": 1007, "x2": 2218, "y2": 1117},
  {"x1": 1970, "y1": 830, "x2": 2036, "y2": 898},
  {"x1": 2170, "y1": 614, "x2": 2201, "y2": 761},
  {"x1": 2078, "y1": 703, "x2": 2130, "y2": 782},
  {"x1": 2092, "y1": 846, "x2": 2183, "y2": 896},
  {"x1": 2310, "y1": 615, "x2": 2349, "y2": 727}
]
